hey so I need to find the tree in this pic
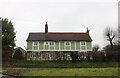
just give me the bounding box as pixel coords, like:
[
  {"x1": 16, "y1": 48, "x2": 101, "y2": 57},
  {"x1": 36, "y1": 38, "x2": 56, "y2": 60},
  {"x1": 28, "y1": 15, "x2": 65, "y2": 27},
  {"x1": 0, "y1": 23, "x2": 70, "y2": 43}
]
[
  {"x1": 104, "y1": 27, "x2": 115, "y2": 46},
  {"x1": 1, "y1": 18, "x2": 16, "y2": 60},
  {"x1": 93, "y1": 44, "x2": 100, "y2": 52}
]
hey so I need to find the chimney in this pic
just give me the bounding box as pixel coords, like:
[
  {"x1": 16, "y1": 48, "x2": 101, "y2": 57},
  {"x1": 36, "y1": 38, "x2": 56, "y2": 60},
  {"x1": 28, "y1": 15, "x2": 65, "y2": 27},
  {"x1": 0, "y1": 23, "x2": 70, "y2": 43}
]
[
  {"x1": 86, "y1": 27, "x2": 90, "y2": 34},
  {"x1": 45, "y1": 22, "x2": 48, "y2": 33}
]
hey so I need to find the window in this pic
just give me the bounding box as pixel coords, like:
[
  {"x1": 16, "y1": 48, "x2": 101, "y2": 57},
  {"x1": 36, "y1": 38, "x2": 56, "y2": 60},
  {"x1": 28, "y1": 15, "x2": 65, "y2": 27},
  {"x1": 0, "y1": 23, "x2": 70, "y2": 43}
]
[
  {"x1": 50, "y1": 42, "x2": 55, "y2": 46},
  {"x1": 65, "y1": 42, "x2": 71, "y2": 46},
  {"x1": 44, "y1": 42, "x2": 49, "y2": 45},
  {"x1": 33, "y1": 42, "x2": 38, "y2": 46},
  {"x1": 81, "y1": 42, "x2": 86, "y2": 46},
  {"x1": 32, "y1": 52, "x2": 37, "y2": 58},
  {"x1": 44, "y1": 41, "x2": 55, "y2": 46}
]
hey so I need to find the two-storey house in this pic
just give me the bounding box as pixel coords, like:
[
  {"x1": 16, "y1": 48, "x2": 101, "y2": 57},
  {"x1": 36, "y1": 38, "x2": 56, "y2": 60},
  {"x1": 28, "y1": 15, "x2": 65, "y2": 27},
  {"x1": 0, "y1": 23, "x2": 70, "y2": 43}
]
[{"x1": 26, "y1": 22, "x2": 92, "y2": 60}]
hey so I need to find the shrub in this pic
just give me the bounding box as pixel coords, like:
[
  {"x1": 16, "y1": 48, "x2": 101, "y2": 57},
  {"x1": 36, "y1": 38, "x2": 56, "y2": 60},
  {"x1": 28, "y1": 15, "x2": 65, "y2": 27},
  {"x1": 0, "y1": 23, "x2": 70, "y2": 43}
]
[
  {"x1": 13, "y1": 49, "x2": 24, "y2": 60},
  {"x1": 105, "y1": 45, "x2": 120, "y2": 61},
  {"x1": 71, "y1": 51, "x2": 79, "y2": 62},
  {"x1": 92, "y1": 52, "x2": 105, "y2": 62}
]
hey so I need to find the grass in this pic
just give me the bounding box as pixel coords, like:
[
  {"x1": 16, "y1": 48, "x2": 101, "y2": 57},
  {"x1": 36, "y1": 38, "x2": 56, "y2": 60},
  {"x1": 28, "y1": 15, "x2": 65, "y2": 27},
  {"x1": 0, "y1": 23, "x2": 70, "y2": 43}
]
[
  {"x1": 3, "y1": 68, "x2": 119, "y2": 76},
  {"x1": 2, "y1": 60, "x2": 119, "y2": 68}
]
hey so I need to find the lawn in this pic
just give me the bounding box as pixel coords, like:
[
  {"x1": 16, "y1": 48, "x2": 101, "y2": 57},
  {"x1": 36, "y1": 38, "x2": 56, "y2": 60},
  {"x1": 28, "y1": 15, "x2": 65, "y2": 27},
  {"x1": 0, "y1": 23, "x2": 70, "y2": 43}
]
[{"x1": 3, "y1": 68, "x2": 119, "y2": 76}]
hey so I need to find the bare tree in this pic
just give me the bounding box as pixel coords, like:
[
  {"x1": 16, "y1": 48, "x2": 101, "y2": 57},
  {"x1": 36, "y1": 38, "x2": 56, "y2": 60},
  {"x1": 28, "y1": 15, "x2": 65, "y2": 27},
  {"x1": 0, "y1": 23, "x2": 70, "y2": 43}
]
[{"x1": 104, "y1": 27, "x2": 115, "y2": 46}]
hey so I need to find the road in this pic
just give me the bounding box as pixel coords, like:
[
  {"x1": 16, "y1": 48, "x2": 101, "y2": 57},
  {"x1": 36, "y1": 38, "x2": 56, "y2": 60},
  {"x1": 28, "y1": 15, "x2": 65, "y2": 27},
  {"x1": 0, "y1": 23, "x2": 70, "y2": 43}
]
[{"x1": 0, "y1": 73, "x2": 16, "y2": 78}]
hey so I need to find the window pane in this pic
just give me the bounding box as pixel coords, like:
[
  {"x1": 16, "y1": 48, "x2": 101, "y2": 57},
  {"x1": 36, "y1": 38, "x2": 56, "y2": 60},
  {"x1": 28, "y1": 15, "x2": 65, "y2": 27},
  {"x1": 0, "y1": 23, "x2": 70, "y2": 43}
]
[
  {"x1": 81, "y1": 42, "x2": 85, "y2": 46},
  {"x1": 44, "y1": 42, "x2": 49, "y2": 45},
  {"x1": 65, "y1": 42, "x2": 70, "y2": 46},
  {"x1": 33, "y1": 42, "x2": 38, "y2": 46},
  {"x1": 33, "y1": 52, "x2": 37, "y2": 58},
  {"x1": 50, "y1": 42, "x2": 54, "y2": 45}
]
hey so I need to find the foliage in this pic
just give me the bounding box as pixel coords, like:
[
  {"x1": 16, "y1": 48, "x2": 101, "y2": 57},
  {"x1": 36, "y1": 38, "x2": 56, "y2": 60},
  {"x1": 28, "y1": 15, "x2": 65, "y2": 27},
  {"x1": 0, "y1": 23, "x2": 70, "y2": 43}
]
[
  {"x1": 3, "y1": 68, "x2": 119, "y2": 76},
  {"x1": 104, "y1": 45, "x2": 120, "y2": 61},
  {"x1": 13, "y1": 49, "x2": 24, "y2": 60},
  {"x1": 1, "y1": 18, "x2": 16, "y2": 60},
  {"x1": 92, "y1": 52, "x2": 105, "y2": 62},
  {"x1": 2, "y1": 60, "x2": 118, "y2": 68},
  {"x1": 71, "y1": 52, "x2": 79, "y2": 62},
  {"x1": 2, "y1": 18, "x2": 16, "y2": 50}
]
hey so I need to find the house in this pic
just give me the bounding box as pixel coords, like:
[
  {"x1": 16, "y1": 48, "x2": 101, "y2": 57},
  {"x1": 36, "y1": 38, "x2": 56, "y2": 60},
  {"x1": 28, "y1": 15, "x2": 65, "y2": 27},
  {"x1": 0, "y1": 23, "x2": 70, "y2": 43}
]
[{"x1": 26, "y1": 22, "x2": 92, "y2": 60}]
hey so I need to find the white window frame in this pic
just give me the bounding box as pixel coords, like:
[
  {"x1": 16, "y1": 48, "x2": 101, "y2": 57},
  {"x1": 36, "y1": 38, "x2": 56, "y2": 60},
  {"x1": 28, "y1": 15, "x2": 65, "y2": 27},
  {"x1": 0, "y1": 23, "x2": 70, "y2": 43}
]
[
  {"x1": 80, "y1": 41, "x2": 86, "y2": 46},
  {"x1": 32, "y1": 41, "x2": 39, "y2": 50},
  {"x1": 80, "y1": 41, "x2": 87, "y2": 51},
  {"x1": 49, "y1": 42, "x2": 55, "y2": 47},
  {"x1": 44, "y1": 41, "x2": 49, "y2": 50},
  {"x1": 64, "y1": 41, "x2": 71, "y2": 50},
  {"x1": 49, "y1": 41, "x2": 55, "y2": 50},
  {"x1": 44, "y1": 41, "x2": 49, "y2": 46},
  {"x1": 32, "y1": 52, "x2": 37, "y2": 58},
  {"x1": 33, "y1": 41, "x2": 39, "y2": 46},
  {"x1": 65, "y1": 41, "x2": 71, "y2": 47},
  {"x1": 44, "y1": 41, "x2": 55, "y2": 50}
]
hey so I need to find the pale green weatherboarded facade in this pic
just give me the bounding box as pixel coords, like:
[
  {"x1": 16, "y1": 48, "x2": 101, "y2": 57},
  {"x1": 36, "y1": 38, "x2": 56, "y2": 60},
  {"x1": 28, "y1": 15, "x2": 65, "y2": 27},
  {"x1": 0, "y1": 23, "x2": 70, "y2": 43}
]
[
  {"x1": 27, "y1": 41, "x2": 92, "y2": 51},
  {"x1": 26, "y1": 41, "x2": 92, "y2": 60}
]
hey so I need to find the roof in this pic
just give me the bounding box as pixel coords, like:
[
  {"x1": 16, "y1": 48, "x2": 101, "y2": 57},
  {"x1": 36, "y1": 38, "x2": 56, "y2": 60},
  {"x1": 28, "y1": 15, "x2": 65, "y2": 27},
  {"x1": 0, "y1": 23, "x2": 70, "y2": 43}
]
[{"x1": 26, "y1": 32, "x2": 92, "y2": 41}]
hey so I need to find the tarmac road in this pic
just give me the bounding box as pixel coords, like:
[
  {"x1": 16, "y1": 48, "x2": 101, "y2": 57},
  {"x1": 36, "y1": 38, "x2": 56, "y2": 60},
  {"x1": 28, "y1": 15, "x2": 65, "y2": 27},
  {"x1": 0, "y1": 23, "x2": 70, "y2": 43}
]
[{"x1": 0, "y1": 73, "x2": 16, "y2": 78}]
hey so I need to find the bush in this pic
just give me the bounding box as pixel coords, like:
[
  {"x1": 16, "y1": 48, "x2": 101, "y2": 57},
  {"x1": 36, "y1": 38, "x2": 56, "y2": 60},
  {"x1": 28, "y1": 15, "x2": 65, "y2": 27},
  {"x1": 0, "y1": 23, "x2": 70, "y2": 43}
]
[
  {"x1": 71, "y1": 51, "x2": 79, "y2": 62},
  {"x1": 105, "y1": 45, "x2": 120, "y2": 61},
  {"x1": 92, "y1": 52, "x2": 105, "y2": 62},
  {"x1": 2, "y1": 50, "x2": 13, "y2": 61},
  {"x1": 13, "y1": 49, "x2": 24, "y2": 60}
]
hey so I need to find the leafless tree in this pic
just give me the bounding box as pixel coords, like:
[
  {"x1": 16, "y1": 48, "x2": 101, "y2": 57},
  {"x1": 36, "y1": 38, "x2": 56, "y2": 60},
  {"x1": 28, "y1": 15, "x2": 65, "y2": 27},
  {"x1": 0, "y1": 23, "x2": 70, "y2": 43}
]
[{"x1": 104, "y1": 27, "x2": 116, "y2": 46}]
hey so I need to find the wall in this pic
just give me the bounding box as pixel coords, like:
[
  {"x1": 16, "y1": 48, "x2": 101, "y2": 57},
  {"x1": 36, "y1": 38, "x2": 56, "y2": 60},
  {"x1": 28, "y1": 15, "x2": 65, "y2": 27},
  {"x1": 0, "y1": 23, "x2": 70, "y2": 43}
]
[{"x1": 27, "y1": 41, "x2": 92, "y2": 51}]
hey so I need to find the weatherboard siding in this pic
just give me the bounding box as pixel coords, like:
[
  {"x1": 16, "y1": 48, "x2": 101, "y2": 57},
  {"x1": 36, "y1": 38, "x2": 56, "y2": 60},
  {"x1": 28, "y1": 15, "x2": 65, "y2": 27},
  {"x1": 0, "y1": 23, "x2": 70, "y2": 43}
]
[
  {"x1": 76, "y1": 41, "x2": 80, "y2": 50},
  {"x1": 86, "y1": 42, "x2": 92, "y2": 50},
  {"x1": 27, "y1": 41, "x2": 92, "y2": 51},
  {"x1": 27, "y1": 41, "x2": 32, "y2": 50},
  {"x1": 55, "y1": 42, "x2": 59, "y2": 50},
  {"x1": 71, "y1": 41, "x2": 75, "y2": 50}
]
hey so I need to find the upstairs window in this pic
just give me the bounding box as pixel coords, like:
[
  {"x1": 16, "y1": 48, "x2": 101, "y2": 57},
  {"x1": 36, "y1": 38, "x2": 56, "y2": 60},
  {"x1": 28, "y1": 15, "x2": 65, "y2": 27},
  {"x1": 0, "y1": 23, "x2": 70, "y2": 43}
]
[
  {"x1": 81, "y1": 42, "x2": 86, "y2": 46},
  {"x1": 44, "y1": 42, "x2": 49, "y2": 45},
  {"x1": 50, "y1": 42, "x2": 55, "y2": 46},
  {"x1": 65, "y1": 42, "x2": 71, "y2": 47},
  {"x1": 33, "y1": 42, "x2": 39, "y2": 46}
]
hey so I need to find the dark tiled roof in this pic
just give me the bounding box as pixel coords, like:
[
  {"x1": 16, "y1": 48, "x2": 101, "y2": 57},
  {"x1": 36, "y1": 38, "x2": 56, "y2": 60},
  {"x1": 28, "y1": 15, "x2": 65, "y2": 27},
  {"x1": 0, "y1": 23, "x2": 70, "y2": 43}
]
[{"x1": 26, "y1": 32, "x2": 92, "y2": 41}]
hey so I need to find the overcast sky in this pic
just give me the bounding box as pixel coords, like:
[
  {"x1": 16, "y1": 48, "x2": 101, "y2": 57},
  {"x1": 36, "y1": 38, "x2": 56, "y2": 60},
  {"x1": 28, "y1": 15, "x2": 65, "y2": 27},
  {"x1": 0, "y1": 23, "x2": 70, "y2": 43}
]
[{"x1": 0, "y1": 0, "x2": 118, "y2": 49}]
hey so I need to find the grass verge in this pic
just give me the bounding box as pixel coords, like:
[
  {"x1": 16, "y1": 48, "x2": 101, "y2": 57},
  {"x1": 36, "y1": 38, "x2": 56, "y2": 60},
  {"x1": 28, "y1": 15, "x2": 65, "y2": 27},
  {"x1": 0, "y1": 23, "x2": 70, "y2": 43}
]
[{"x1": 3, "y1": 68, "x2": 119, "y2": 76}]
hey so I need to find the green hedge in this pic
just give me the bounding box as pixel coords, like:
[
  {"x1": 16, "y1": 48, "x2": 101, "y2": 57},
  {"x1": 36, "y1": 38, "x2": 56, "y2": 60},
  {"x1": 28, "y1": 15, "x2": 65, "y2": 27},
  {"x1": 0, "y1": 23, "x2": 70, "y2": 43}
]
[{"x1": 2, "y1": 60, "x2": 119, "y2": 68}]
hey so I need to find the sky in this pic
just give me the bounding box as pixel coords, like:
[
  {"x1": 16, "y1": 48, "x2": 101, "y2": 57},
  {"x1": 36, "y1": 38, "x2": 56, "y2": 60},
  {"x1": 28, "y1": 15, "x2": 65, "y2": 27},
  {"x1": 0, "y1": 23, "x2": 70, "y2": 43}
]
[{"x1": 0, "y1": 0, "x2": 119, "y2": 49}]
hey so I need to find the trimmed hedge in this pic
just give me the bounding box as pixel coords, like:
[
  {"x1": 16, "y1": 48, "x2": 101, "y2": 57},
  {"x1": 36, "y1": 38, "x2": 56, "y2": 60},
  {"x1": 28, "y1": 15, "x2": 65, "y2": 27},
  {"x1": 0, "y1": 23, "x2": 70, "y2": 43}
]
[{"x1": 2, "y1": 60, "x2": 119, "y2": 68}]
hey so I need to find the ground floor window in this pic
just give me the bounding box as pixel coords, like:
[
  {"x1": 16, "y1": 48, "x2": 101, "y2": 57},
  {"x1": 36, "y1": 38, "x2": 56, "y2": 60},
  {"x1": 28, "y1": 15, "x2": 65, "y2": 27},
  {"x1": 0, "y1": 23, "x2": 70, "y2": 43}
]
[{"x1": 32, "y1": 52, "x2": 37, "y2": 58}]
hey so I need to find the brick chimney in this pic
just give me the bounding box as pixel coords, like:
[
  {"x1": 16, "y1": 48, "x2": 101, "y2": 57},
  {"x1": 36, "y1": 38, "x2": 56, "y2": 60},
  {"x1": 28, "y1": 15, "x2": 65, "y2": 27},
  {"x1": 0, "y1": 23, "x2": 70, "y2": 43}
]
[
  {"x1": 45, "y1": 22, "x2": 48, "y2": 34},
  {"x1": 86, "y1": 27, "x2": 90, "y2": 34}
]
